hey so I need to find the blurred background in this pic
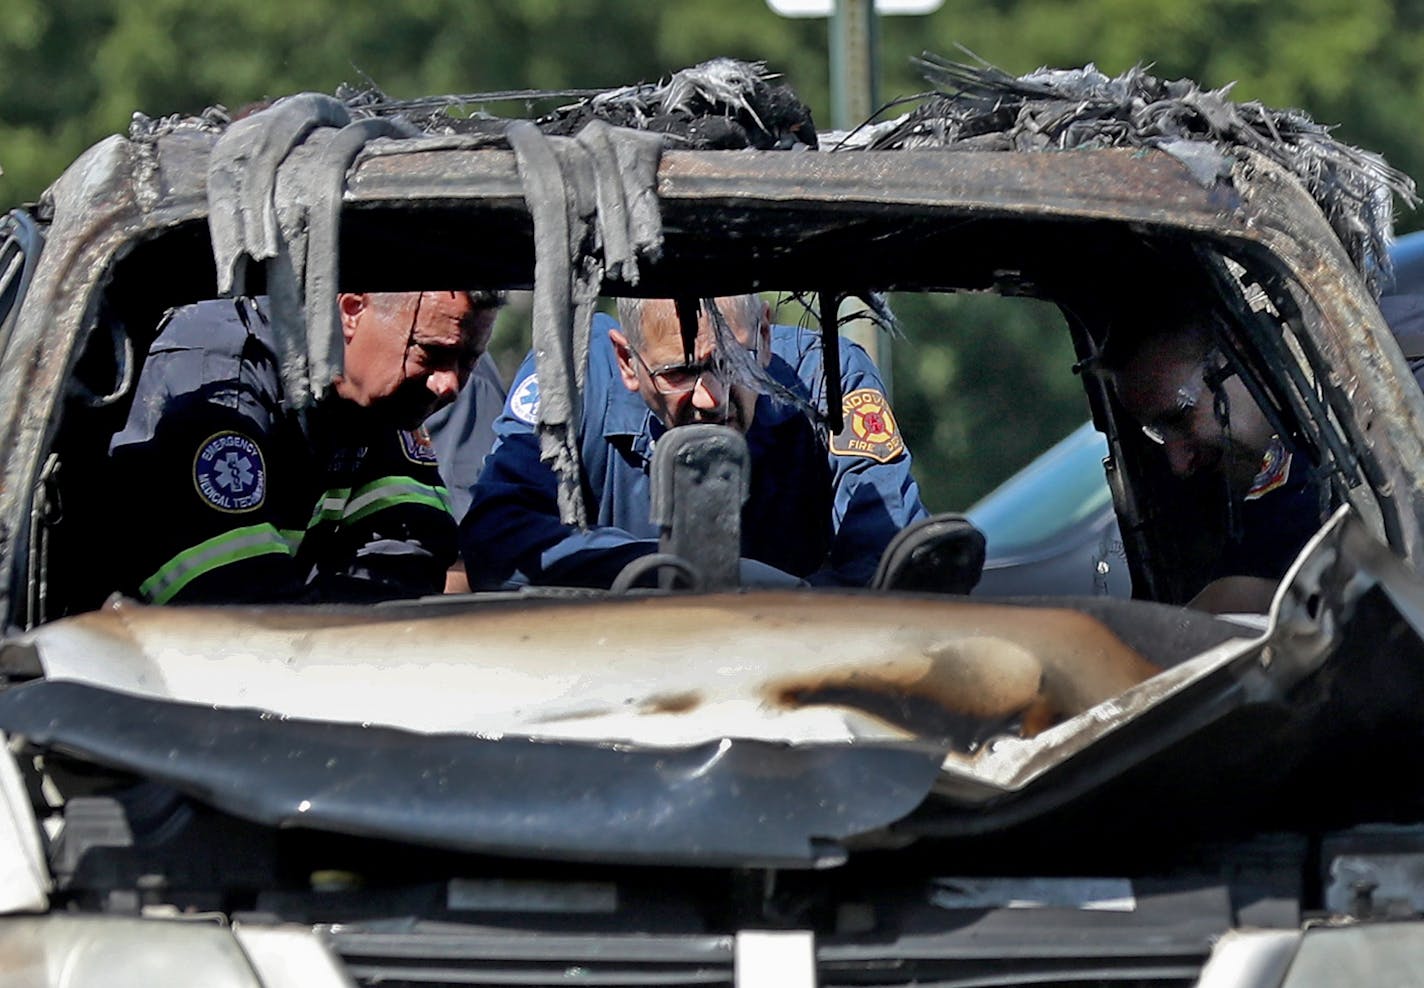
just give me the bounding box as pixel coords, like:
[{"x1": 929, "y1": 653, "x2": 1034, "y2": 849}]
[{"x1": 3, "y1": 0, "x2": 1420, "y2": 510}]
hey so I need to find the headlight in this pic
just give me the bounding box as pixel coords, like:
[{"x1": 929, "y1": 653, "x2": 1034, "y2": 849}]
[
  {"x1": 1286, "y1": 923, "x2": 1424, "y2": 985},
  {"x1": 0, "y1": 917, "x2": 348, "y2": 988},
  {"x1": 1198, "y1": 923, "x2": 1424, "y2": 986},
  {"x1": 0, "y1": 735, "x2": 50, "y2": 913}
]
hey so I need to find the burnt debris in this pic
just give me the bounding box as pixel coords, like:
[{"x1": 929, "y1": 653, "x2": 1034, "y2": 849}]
[
  {"x1": 327, "y1": 58, "x2": 818, "y2": 151},
  {"x1": 537, "y1": 58, "x2": 818, "y2": 150},
  {"x1": 854, "y1": 52, "x2": 1418, "y2": 296}
]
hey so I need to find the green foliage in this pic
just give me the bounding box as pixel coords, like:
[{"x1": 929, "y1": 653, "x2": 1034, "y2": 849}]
[
  {"x1": 882, "y1": 0, "x2": 1421, "y2": 232},
  {"x1": 7, "y1": 0, "x2": 1419, "y2": 217},
  {"x1": 0, "y1": 0, "x2": 834, "y2": 208},
  {"x1": 1, "y1": 0, "x2": 1419, "y2": 512},
  {"x1": 889, "y1": 294, "x2": 1088, "y2": 509}
]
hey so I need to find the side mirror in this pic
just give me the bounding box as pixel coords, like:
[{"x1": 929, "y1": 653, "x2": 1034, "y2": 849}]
[{"x1": 871, "y1": 513, "x2": 986, "y2": 594}]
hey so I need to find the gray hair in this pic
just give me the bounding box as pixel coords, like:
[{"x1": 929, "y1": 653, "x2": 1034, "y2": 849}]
[
  {"x1": 366, "y1": 289, "x2": 507, "y2": 316},
  {"x1": 615, "y1": 294, "x2": 764, "y2": 349},
  {"x1": 464, "y1": 289, "x2": 508, "y2": 311}
]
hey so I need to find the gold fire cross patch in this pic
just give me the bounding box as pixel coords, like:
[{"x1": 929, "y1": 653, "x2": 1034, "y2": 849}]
[{"x1": 829, "y1": 388, "x2": 905, "y2": 463}]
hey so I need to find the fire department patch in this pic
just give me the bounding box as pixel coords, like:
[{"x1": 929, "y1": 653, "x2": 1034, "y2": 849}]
[
  {"x1": 830, "y1": 388, "x2": 905, "y2": 463},
  {"x1": 193, "y1": 431, "x2": 266, "y2": 512},
  {"x1": 510, "y1": 373, "x2": 540, "y2": 425},
  {"x1": 1245, "y1": 437, "x2": 1292, "y2": 501},
  {"x1": 399, "y1": 427, "x2": 440, "y2": 466}
]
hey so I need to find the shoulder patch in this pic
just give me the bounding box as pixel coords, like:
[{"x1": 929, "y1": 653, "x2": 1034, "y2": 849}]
[
  {"x1": 1245, "y1": 438, "x2": 1292, "y2": 501},
  {"x1": 399, "y1": 427, "x2": 440, "y2": 466},
  {"x1": 509, "y1": 373, "x2": 541, "y2": 426},
  {"x1": 193, "y1": 431, "x2": 267, "y2": 512},
  {"x1": 830, "y1": 388, "x2": 905, "y2": 463}
]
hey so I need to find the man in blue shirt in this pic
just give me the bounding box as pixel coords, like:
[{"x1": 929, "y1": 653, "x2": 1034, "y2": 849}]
[
  {"x1": 1101, "y1": 294, "x2": 1323, "y2": 611},
  {"x1": 460, "y1": 295, "x2": 927, "y2": 589}
]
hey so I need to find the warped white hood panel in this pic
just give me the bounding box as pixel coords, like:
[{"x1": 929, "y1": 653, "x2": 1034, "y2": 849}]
[{"x1": 10, "y1": 587, "x2": 1254, "y2": 772}]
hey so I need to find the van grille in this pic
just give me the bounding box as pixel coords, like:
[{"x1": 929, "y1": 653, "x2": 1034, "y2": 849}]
[
  {"x1": 327, "y1": 930, "x2": 735, "y2": 987},
  {"x1": 325, "y1": 930, "x2": 1205, "y2": 988}
]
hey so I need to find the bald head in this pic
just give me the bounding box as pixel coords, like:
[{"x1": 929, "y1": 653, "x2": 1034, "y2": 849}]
[{"x1": 615, "y1": 295, "x2": 767, "y2": 351}]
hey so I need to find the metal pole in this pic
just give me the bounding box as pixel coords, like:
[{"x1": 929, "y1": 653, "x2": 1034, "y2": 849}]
[
  {"x1": 830, "y1": 0, "x2": 878, "y2": 129},
  {"x1": 829, "y1": 0, "x2": 891, "y2": 397}
]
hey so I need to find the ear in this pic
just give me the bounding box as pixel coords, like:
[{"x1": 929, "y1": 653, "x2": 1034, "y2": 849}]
[
  {"x1": 338, "y1": 293, "x2": 366, "y2": 344},
  {"x1": 608, "y1": 328, "x2": 640, "y2": 393}
]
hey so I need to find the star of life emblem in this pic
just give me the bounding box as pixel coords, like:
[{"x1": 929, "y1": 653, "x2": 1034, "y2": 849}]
[
  {"x1": 510, "y1": 373, "x2": 541, "y2": 425},
  {"x1": 194, "y1": 431, "x2": 266, "y2": 512}
]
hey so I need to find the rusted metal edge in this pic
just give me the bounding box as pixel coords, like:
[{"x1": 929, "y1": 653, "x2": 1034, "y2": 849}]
[{"x1": 347, "y1": 147, "x2": 1249, "y2": 231}]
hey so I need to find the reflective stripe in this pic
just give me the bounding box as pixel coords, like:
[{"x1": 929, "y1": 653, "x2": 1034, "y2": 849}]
[
  {"x1": 343, "y1": 476, "x2": 452, "y2": 525},
  {"x1": 278, "y1": 528, "x2": 305, "y2": 551},
  {"x1": 139, "y1": 524, "x2": 293, "y2": 605},
  {"x1": 308, "y1": 488, "x2": 352, "y2": 528}
]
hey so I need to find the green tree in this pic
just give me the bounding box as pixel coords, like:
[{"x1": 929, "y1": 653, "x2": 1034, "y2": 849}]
[
  {"x1": 3, "y1": 0, "x2": 1420, "y2": 512},
  {"x1": 0, "y1": 0, "x2": 823, "y2": 208},
  {"x1": 880, "y1": 0, "x2": 1423, "y2": 232},
  {"x1": 888, "y1": 294, "x2": 1085, "y2": 510}
]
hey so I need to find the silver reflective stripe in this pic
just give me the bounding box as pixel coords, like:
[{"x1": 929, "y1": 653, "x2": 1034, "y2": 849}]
[
  {"x1": 140, "y1": 524, "x2": 293, "y2": 604},
  {"x1": 342, "y1": 476, "x2": 452, "y2": 525},
  {"x1": 308, "y1": 488, "x2": 351, "y2": 527}
]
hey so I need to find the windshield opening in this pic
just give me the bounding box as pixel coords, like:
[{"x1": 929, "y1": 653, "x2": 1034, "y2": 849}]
[{"x1": 28, "y1": 203, "x2": 1350, "y2": 626}]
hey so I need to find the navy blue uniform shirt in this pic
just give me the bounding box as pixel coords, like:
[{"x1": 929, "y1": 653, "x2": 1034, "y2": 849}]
[
  {"x1": 1217, "y1": 438, "x2": 1323, "y2": 582},
  {"x1": 109, "y1": 297, "x2": 457, "y2": 603},
  {"x1": 459, "y1": 315, "x2": 927, "y2": 588}
]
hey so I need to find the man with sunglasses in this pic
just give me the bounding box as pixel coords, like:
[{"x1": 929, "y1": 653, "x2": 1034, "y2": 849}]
[
  {"x1": 460, "y1": 294, "x2": 926, "y2": 589},
  {"x1": 108, "y1": 290, "x2": 498, "y2": 603},
  {"x1": 1099, "y1": 293, "x2": 1323, "y2": 609}
]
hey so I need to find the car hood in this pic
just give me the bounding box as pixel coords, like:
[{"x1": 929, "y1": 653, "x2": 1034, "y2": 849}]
[{"x1": 3, "y1": 509, "x2": 1422, "y2": 867}]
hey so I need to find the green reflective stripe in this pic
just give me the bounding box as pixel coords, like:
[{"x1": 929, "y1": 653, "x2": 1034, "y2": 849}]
[
  {"x1": 279, "y1": 528, "x2": 304, "y2": 551},
  {"x1": 308, "y1": 488, "x2": 351, "y2": 527},
  {"x1": 343, "y1": 476, "x2": 452, "y2": 525},
  {"x1": 139, "y1": 524, "x2": 293, "y2": 605}
]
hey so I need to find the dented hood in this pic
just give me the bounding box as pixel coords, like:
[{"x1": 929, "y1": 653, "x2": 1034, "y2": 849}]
[
  {"x1": 7, "y1": 590, "x2": 1217, "y2": 744},
  {"x1": 4, "y1": 510, "x2": 1424, "y2": 865}
]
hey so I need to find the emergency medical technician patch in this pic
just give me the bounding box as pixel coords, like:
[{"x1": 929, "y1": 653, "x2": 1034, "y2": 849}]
[
  {"x1": 830, "y1": 388, "x2": 905, "y2": 463},
  {"x1": 194, "y1": 431, "x2": 266, "y2": 512},
  {"x1": 510, "y1": 374, "x2": 541, "y2": 425},
  {"x1": 400, "y1": 427, "x2": 440, "y2": 465}
]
